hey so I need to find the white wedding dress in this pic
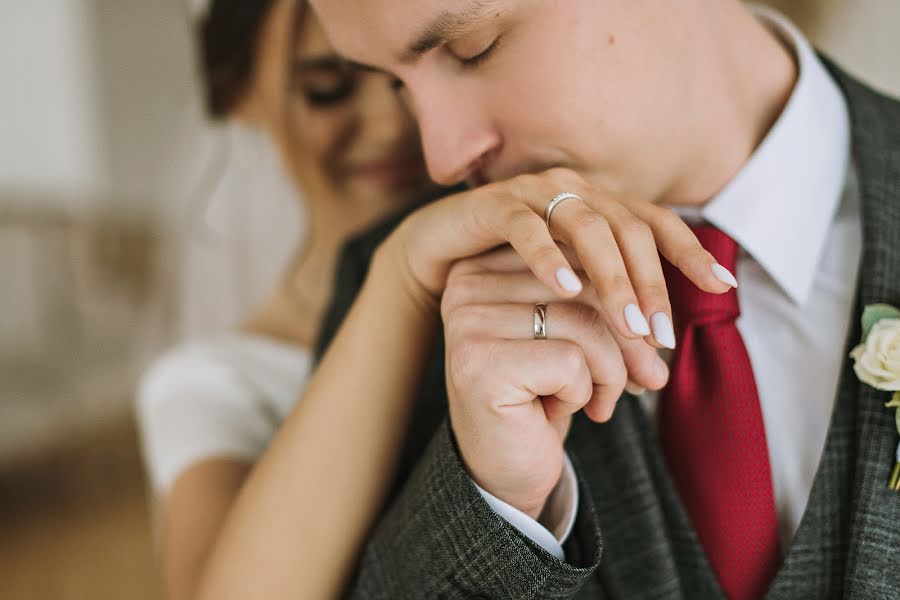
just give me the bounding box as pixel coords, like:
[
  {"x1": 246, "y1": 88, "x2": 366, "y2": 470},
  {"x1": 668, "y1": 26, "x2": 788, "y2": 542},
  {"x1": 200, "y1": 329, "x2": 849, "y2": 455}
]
[{"x1": 136, "y1": 333, "x2": 312, "y2": 496}]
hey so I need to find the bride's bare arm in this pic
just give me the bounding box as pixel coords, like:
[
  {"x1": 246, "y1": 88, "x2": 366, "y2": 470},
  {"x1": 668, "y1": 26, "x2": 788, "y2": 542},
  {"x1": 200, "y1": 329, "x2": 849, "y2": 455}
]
[
  {"x1": 194, "y1": 241, "x2": 440, "y2": 600},
  {"x1": 193, "y1": 169, "x2": 723, "y2": 599}
]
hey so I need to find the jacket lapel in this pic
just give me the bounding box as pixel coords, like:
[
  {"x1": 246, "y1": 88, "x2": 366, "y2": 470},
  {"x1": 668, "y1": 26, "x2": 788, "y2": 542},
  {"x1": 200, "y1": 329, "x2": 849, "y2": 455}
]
[
  {"x1": 568, "y1": 398, "x2": 724, "y2": 599},
  {"x1": 825, "y1": 63, "x2": 900, "y2": 598}
]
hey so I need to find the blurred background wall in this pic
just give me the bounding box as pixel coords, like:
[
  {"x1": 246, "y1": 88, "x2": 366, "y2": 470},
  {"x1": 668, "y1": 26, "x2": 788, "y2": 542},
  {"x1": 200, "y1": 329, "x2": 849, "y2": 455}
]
[{"x1": 0, "y1": 1, "x2": 896, "y2": 599}]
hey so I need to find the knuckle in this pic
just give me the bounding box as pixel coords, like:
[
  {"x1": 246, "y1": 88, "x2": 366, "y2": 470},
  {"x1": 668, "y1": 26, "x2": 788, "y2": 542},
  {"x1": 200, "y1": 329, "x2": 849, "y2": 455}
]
[
  {"x1": 545, "y1": 166, "x2": 584, "y2": 189},
  {"x1": 446, "y1": 257, "x2": 474, "y2": 281},
  {"x1": 531, "y1": 244, "x2": 561, "y2": 269},
  {"x1": 440, "y1": 283, "x2": 464, "y2": 320},
  {"x1": 513, "y1": 172, "x2": 541, "y2": 192},
  {"x1": 557, "y1": 343, "x2": 585, "y2": 374},
  {"x1": 447, "y1": 339, "x2": 488, "y2": 384},
  {"x1": 453, "y1": 304, "x2": 487, "y2": 333},
  {"x1": 609, "y1": 361, "x2": 628, "y2": 390},
  {"x1": 444, "y1": 303, "x2": 484, "y2": 340},
  {"x1": 651, "y1": 204, "x2": 682, "y2": 228},
  {"x1": 608, "y1": 274, "x2": 634, "y2": 296},
  {"x1": 507, "y1": 207, "x2": 539, "y2": 231},
  {"x1": 617, "y1": 217, "x2": 653, "y2": 241},
  {"x1": 451, "y1": 272, "x2": 482, "y2": 302},
  {"x1": 641, "y1": 282, "x2": 670, "y2": 304},
  {"x1": 571, "y1": 302, "x2": 599, "y2": 330},
  {"x1": 571, "y1": 210, "x2": 609, "y2": 235}
]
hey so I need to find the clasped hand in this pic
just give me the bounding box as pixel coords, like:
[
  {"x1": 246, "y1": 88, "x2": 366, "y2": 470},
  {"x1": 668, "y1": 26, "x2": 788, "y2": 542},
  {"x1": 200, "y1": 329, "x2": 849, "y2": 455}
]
[{"x1": 379, "y1": 167, "x2": 735, "y2": 518}]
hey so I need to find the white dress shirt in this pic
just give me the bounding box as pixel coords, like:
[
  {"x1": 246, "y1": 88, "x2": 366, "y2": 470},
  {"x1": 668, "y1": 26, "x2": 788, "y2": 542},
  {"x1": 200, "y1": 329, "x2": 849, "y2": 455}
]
[{"x1": 476, "y1": 5, "x2": 862, "y2": 561}]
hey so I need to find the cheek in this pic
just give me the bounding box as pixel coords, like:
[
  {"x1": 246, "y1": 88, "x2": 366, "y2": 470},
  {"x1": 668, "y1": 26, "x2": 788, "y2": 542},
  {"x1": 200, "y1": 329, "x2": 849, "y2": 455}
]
[
  {"x1": 491, "y1": 5, "x2": 675, "y2": 173},
  {"x1": 481, "y1": 6, "x2": 620, "y2": 157},
  {"x1": 289, "y1": 107, "x2": 356, "y2": 165}
]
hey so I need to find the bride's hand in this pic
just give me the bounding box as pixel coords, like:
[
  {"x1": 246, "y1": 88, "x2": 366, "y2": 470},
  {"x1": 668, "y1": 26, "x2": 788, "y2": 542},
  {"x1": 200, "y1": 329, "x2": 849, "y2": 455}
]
[{"x1": 378, "y1": 166, "x2": 735, "y2": 351}]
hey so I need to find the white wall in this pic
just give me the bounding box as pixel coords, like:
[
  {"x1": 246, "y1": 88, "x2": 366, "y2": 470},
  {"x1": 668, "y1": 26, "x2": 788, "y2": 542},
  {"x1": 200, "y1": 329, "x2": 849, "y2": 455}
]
[
  {"x1": 0, "y1": 0, "x2": 212, "y2": 219},
  {"x1": 0, "y1": 1, "x2": 105, "y2": 207},
  {"x1": 760, "y1": 0, "x2": 900, "y2": 96}
]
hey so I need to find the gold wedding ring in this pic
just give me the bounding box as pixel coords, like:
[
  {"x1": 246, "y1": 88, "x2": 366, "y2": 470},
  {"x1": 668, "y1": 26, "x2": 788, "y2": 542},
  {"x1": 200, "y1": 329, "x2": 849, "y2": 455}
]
[
  {"x1": 534, "y1": 303, "x2": 547, "y2": 340},
  {"x1": 544, "y1": 192, "x2": 582, "y2": 233}
]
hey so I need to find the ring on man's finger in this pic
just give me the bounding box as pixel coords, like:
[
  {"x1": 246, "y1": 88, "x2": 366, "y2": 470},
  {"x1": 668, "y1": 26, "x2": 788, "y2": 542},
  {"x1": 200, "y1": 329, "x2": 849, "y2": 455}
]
[
  {"x1": 544, "y1": 192, "x2": 583, "y2": 233},
  {"x1": 534, "y1": 303, "x2": 548, "y2": 340}
]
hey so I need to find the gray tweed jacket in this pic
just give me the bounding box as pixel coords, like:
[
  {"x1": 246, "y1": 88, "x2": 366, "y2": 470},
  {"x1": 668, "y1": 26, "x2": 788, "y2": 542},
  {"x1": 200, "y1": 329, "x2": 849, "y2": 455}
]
[{"x1": 314, "y1": 59, "x2": 900, "y2": 600}]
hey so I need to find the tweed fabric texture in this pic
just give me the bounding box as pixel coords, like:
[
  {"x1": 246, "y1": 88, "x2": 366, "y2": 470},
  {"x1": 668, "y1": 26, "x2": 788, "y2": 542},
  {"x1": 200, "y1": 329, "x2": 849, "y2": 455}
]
[{"x1": 315, "y1": 59, "x2": 900, "y2": 599}]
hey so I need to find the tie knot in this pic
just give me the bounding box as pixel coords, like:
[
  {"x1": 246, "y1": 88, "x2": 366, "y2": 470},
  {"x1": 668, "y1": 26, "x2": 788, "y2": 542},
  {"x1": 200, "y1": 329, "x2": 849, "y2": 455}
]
[{"x1": 662, "y1": 225, "x2": 740, "y2": 325}]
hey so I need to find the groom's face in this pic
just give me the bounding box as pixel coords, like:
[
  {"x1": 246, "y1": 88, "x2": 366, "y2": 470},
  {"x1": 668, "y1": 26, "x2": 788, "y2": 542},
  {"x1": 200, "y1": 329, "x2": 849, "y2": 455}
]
[{"x1": 311, "y1": 0, "x2": 696, "y2": 199}]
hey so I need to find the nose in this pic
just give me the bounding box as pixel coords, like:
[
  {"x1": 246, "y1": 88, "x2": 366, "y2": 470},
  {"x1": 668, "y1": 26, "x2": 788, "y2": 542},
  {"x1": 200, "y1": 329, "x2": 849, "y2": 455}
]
[
  {"x1": 410, "y1": 80, "x2": 501, "y2": 185},
  {"x1": 356, "y1": 75, "x2": 418, "y2": 149}
]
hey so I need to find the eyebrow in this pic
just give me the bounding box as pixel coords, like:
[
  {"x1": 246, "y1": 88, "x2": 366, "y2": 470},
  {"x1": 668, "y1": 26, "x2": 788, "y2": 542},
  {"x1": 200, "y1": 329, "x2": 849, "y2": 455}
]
[
  {"x1": 400, "y1": 1, "x2": 500, "y2": 64},
  {"x1": 294, "y1": 56, "x2": 346, "y2": 71}
]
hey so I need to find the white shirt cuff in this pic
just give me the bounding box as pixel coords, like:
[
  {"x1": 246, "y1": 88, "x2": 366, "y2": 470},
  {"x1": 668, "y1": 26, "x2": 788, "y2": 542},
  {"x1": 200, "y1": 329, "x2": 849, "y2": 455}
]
[{"x1": 473, "y1": 452, "x2": 579, "y2": 561}]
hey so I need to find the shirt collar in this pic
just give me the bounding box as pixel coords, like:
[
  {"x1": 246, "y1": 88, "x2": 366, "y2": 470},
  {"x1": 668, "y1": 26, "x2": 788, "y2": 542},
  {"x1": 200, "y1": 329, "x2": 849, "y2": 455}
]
[{"x1": 675, "y1": 5, "x2": 851, "y2": 307}]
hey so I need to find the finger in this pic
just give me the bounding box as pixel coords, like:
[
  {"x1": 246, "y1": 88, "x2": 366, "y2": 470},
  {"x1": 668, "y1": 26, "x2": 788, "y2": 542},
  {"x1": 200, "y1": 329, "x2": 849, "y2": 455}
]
[
  {"x1": 471, "y1": 190, "x2": 584, "y2": 298},
  {"x1": 447, "y1": 303, "x2": 627, "y2": 421},
  {"x1": 622, "y1": 201, "x2": 737, "y2": 294},
  {"x1": 488, "y1": 339, "x2": 601, "y2": 423},
  {"x1": 442, "y1": 268, "x2": 672, "y2": 390},
  {"x1": 574, "y1": 285, "x2": 670, "y2": 390},
  {"x1": 449, "y1": 233, "x2": 674, "y2": 352},
  {"x1": 547, "y1": 202, "x2": 650, "y2": 342},
  {"x1": 451, "y1": 243, "x2": 585, "y2": 277},
  {"x1": 400, "y1": 186, "x2": 581, "y2": 298},
  {"x1": 596, "y1": 204, "x2": 675, "y2": 350},
  {"x1": 442, "y1": 270, "x2": 589, "y2": 317},
  {"x1": 609, "y1": 326, "x2": 670, "y2": 391}
]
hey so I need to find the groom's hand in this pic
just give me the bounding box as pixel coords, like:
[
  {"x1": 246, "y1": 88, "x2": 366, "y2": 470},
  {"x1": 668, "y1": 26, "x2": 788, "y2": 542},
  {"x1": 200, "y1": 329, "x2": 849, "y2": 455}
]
[{"x1": 441, "y1": 248, "x2": 668, "y2": 519}]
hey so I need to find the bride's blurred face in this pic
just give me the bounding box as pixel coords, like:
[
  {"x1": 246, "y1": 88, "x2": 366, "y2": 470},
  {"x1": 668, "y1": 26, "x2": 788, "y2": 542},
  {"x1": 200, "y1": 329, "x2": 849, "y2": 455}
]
[{"x1": 256, "y1": 2, "x2": 432, "y2": 208}]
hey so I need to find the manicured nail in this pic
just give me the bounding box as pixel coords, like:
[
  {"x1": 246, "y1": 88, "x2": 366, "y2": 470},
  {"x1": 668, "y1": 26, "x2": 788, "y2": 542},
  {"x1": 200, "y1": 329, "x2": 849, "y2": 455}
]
[
  {"x1": 556, "y1": 268, "x2": 583, "y2": 293},
  {"x1": 624, "y1": 381, "x2": 646, "y2": 396},
  {"x1": 711, "y1": 263, "x2": 738, "y2": 288},
  {"x1": 650, "y1": 312, "x2": 676, "y2": 349},
  {"x1": 624, "y1": 304, "x2": 651, "y2": 336}
]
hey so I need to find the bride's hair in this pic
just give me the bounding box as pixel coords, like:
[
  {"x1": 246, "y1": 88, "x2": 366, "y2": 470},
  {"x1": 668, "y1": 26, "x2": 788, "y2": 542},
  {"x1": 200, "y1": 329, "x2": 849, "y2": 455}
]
[{"x1": 196, "y1": 0, "x2": 278, "y2": 118}]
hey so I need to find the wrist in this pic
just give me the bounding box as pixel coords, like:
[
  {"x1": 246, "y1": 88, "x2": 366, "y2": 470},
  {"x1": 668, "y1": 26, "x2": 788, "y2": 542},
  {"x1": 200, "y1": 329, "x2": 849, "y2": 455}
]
[
  {"x1": 470, "y1": 472, "x2": 559, "y2": 521},
  {"x1": 371, "y1": 229, "x2": 441, "y2": 320}
]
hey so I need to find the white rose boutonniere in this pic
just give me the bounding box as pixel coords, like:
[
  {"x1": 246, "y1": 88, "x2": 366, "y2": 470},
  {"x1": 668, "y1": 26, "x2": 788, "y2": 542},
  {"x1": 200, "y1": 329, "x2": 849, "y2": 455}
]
[{"x1": 849, "y1": 304, "x2": 900, "y2": 491}]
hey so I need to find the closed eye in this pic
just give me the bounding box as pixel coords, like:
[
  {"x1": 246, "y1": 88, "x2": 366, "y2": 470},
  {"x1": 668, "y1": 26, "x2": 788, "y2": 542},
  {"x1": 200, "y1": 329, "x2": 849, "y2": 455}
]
[{"x1": 459, "y1": 36, "x2": 501, "y2": 69}]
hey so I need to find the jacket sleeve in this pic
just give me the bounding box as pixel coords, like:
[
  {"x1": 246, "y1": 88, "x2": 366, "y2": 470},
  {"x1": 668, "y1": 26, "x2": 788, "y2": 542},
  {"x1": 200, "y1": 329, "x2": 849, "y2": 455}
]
[{"x1": 342, "y1": 418, "x2": 603, "y2": 600}]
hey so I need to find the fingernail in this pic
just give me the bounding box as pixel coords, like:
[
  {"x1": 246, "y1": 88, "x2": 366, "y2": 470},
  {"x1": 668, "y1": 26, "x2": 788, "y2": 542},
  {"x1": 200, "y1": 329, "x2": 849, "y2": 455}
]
[
  {"x1": 624, "y1": 304, "x2": 651, "y2": 336},
  {"x1": 556, "y1": 268, "x2": 583, "y2": 293},
  {"x1": 711, "y1": 263, "x2": 738, "y2": 288},
  {"x1": 650, "y1": 312, "x2": 676, "y2": 349},
  {"x1": 624, "y1": 381, "x2": 646, "y2": 396}
]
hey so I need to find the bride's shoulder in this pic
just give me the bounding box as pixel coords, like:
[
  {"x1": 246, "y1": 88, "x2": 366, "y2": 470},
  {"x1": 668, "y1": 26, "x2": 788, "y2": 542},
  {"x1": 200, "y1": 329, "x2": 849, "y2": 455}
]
[{"x1": 136, "y1": 333, "x2": 313, "y2": 411}]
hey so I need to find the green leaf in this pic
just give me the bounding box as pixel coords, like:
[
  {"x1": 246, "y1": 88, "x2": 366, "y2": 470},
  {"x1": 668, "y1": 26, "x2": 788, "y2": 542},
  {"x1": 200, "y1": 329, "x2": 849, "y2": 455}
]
[
  {"x1": 888, "y1": 391, "x2": 900, "y2": 409},
  {"x1": 861, "y1": 304, "x2": 900, "y2": 340}
]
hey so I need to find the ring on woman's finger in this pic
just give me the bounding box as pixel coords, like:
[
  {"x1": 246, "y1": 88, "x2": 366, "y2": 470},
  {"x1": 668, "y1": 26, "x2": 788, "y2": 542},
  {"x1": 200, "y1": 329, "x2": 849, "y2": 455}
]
[
  {"x1": 544, "y1": 192, "x2": 583, "y2": 233},
  {"x1": 534, "y1": 303, "x2": 548, "y2": 340}
]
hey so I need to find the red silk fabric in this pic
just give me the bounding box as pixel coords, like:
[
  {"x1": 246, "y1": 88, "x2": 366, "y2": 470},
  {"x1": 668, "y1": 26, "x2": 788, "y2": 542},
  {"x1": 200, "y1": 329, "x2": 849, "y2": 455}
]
[{"x1": 659, "y1": 225, "x2": 781, "y2": 600}]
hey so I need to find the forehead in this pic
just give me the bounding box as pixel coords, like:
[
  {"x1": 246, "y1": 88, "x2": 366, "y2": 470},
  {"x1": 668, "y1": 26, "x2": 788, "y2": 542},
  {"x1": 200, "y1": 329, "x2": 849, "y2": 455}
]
[
  {"x1": 294, "y1": 6, "x2": 333, "y2": 55},
  {"x1": 309, "y1": 0, "x2": 497, "y2": 68}
]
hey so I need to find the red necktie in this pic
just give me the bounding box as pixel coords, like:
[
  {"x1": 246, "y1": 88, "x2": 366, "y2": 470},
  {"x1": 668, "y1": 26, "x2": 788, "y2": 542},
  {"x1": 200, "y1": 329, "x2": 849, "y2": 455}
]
[{"x1": 659, "y1": 225, "x2": 781, "y2": 600}]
